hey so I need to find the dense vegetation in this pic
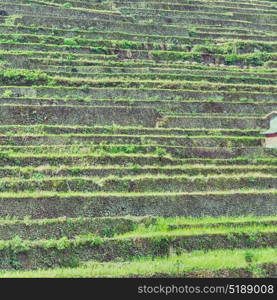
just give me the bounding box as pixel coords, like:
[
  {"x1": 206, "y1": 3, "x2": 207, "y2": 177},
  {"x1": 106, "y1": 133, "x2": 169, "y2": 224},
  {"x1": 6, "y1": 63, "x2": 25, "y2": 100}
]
[{"x1": 0, "y1": 0, "x2": 276, "y2": 277}]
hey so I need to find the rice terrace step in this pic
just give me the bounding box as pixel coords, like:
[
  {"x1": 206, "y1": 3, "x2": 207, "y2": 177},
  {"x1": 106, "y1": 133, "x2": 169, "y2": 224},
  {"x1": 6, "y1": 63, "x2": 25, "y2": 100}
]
[{"x1": 0, "y1": 0, "x2": 276, "y2": 280}]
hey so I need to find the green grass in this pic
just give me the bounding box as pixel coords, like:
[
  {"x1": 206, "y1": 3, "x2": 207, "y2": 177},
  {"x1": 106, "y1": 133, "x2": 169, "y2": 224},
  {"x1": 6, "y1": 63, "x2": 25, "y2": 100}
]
[
  {"x1": 0, "y1": 188, "x2": 275, "y2": 198},
  {"x1": 155, "y1": 215, "x2": 277, "y2": 226},
  {"x1": 114, "y1": 222, "x2": 277, "y2": 239},
  {"x1": 0, "y1": 223, "x2": 273, "y2": 253},
  {"x1": 0, "y1": 0, "x2": 276, "y2": 277},
  {"x1": 0, "y1": 247, "x2": 276, "y2": 278}
]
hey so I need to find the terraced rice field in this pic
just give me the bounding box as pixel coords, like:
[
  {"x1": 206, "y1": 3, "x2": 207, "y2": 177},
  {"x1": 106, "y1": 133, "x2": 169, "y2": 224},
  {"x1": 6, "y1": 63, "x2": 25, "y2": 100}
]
[{"x1": 0, "y1": 0, "x2": 276, "y2": 278}]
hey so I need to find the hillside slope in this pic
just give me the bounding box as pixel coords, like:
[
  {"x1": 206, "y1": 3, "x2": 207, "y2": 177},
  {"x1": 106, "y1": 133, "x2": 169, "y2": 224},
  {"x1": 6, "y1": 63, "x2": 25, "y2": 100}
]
[{"x1": 0, "y1": 0, "x2": 276, "y2": 277}]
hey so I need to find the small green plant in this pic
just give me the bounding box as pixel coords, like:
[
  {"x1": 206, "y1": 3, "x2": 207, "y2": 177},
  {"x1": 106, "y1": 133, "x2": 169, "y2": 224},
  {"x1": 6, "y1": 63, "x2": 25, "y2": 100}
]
[
  {"x1": 2, "y1": 90, "x2": 13, "y2": 98},
  {"x1": 32, "y1": 173, "x2": 45, "y2": 180},
  {"x1": 245, "y1": 52, "x2": 270, "y2": 66},
  {"x1": 62, "y1": 2, "x2": 72, "y2": 8},
  {"x1": 131, "y1": 163, "x2": 140, "y2": 172},
  {"x1": 101, "y1": 226, "x2": 116, "y2": 238},
  {"x1": 154, "y1": 147, "x2": 166, "y2": 157},
  {"x1": 66, "y1": 54, "x2": 74, "y2": 63},
  {"x1": 84, "y1": 96, "x2": 91, "y2": 103},
  {"x1": 64, "y1": 39, "x2": 78, "y2": 46},
  {"x1": 4, "y1": 15, "x2": 20, "y2": 26},
  {"x1": 244, "y1": 251, "x2": 256, "y2": 264},
  {"x1": 70, "y1": 168, "x2": 81, "y2": 175},
  {"x1": 225, "y1": 53, "x2": 238, "y2": 65},
  {"x1": 187, "y1": 27, "x2": 197, "y2": 37},
  {"x1": 7, "y1": 236, "x2": 30, "y2": 253}
]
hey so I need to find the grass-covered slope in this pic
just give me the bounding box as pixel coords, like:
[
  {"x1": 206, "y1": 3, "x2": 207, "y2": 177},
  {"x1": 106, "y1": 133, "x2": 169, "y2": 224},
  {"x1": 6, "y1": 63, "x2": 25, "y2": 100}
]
[{"x1": 0, "y1": 0, "x2": 276, "y2": 277}]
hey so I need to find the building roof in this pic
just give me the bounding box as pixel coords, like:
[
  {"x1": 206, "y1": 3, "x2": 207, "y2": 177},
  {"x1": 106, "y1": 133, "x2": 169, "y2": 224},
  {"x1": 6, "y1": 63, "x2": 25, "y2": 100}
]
[{"x1": 261, "y1": 114, "x2": 277, "y2": 135}]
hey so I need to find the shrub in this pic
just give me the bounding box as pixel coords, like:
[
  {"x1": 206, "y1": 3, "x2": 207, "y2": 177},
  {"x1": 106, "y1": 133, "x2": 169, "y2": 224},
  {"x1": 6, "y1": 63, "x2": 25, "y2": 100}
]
[
  {"x1": 64, "y1": 39, "x2": 78, "y2": 46},
  {"x1": 62, "y1": 3, "x2": 73, "y2": 9},
  {"x1": 154, "y1": 147, "x2": 166, "y2": 157},
  {"x1": 225, "y1": 53, "x2": 239, "y2": 65},
  {"x1": 0, "y1": 69, "x2": 53, "y2": 85},
  {"x1": 2, "y1": 90, "x2": 13, "y2": 98}
]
